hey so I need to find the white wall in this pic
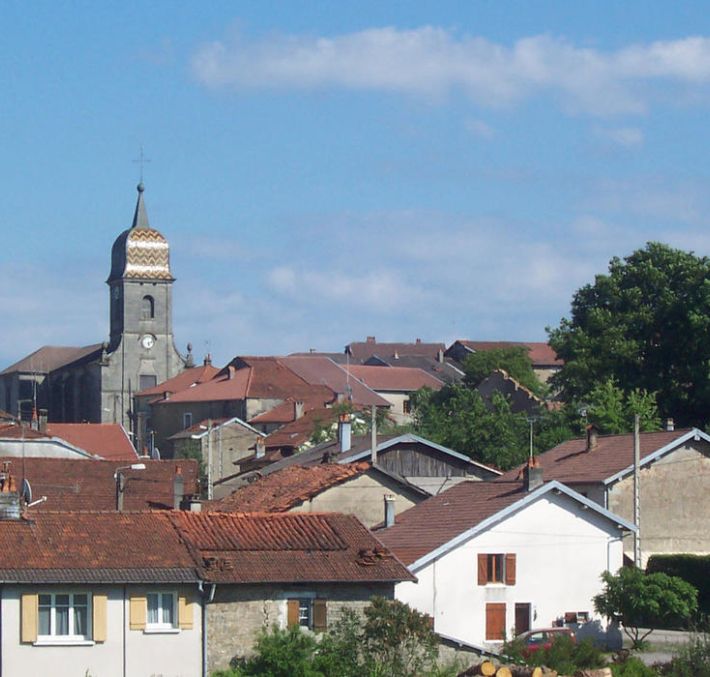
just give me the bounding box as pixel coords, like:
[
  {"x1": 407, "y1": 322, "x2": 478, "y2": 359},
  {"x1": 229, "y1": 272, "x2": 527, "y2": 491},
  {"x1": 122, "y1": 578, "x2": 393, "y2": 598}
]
[
  {"x1": 2, "y1": 584, "x2": 202, "y2": 677},
  {"x1": 394, "y1": 492, "x2": 625, "y2": 649}
]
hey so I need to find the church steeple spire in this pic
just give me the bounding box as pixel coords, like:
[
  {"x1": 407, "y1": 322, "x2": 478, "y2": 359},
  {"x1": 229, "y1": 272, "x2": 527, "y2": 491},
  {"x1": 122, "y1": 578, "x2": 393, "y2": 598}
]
[{"x1": 131, "y1": 182, "x2": 150, "y2": 230}]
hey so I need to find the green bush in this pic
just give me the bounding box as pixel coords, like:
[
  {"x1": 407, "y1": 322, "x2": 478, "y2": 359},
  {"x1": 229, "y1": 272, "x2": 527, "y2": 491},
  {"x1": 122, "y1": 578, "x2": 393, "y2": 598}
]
[
  {"x1": 611, "y1": 656, "x2": 658, "y2": 677},
  {"x1": 503, "y1": 635, "x2": 605, "y2": 674},
  {"x1": 647, "y1": 555, "x2": 710, "y2": 621}
]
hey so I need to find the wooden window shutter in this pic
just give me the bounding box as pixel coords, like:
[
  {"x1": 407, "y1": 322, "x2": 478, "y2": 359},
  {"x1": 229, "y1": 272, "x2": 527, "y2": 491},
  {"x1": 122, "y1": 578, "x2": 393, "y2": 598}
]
[
  {"x1": 287, "y1": 599, "x2": 300, "y2": 628},
  {"x1": 312, "y1": 599, "x2": 327, "y2": 632},
  {"x1": 505, "y1": 553, "x2": 517, "y2": 586},
  {"x1": 21, "y1": 593, "x2": 38, "y2": 643},
  {"x1": 129, "y1": 595, "x2": 146, "y2": 631},
  {"x1": 485, "y1": 603, "x2": 506, "y2": 641},
  {"x1": 179, "y1": 595, "x2": 194, "y2": 630},
  {"x1": 477, "y1": 554, "x2": 487, "y2": 585},
  {"x1": 93, "y1": 594, "x2": 108, "y2": 642}
]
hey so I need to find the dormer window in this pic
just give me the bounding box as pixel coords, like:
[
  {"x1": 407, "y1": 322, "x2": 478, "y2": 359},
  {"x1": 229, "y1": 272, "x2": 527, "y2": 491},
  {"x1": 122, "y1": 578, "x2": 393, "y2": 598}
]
[{"x1": 142, "y1": 295, "x2": 155, "y2": 320}]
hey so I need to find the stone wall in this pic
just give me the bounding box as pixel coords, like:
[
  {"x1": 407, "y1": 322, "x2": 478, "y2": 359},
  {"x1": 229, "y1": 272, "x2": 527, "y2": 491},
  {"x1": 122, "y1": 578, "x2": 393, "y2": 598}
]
[{"x1": 206, "y1": 583, "x2": 393, "y2": 673}]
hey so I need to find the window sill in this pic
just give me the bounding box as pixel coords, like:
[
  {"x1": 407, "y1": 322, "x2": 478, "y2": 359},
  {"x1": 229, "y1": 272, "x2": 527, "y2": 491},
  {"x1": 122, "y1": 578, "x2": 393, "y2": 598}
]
[
  {"x1": 34, "y1": 638, "x2": 95, "y2": 647},
  {"x1": 143, "y1": 627, "x2": 180, "y2": 635}
]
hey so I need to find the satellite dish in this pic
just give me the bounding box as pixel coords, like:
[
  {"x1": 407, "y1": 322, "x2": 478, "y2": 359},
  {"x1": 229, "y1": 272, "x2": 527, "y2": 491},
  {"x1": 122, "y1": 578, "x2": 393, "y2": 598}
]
[{"x1": 21, "y1": 478, "x2": 32, "y2": 504}]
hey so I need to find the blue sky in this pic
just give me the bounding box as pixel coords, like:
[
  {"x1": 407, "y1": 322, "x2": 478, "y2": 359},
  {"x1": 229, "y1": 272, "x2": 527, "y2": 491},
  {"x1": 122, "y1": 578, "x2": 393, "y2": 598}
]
[{"x1": 3, "y1": 2, "x2": 710, "y2": 367}]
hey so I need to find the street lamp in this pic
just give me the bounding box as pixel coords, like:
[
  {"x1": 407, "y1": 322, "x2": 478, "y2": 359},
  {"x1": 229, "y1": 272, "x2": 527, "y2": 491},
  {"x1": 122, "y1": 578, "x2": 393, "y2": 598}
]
[{"x1": 114, "y1": 463, "x2": 146, "y2": 511}]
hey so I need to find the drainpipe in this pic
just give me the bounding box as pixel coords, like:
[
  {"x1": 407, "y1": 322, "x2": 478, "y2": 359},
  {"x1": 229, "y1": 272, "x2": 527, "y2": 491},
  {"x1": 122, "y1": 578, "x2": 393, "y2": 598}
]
[{"x1": 122, "y1": 584, "x2": 127, "y2": 677}]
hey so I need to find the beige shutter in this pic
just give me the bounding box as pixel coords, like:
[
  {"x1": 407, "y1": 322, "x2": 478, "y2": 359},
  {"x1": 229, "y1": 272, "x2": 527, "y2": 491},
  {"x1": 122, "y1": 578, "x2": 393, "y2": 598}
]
[
  {"x1": 505, "y1": 553, "x2": 517, "y2": 586},
  {"x1": 21, "y1": 593, "x2": 38, "y2": 643},
  {"x1": 477, "y1": 554, "x2": 487, "y2": 585},
  {"x1": 287, "y1": 599, "x2": 300, "y2": 627},
  {"x1": 178, "y1": 595, "x2": 194, "y2": 630},
  {"x1": 129, "y1": 595, "x2": 146, "y2": 631},
  {"x1": 93, "y1": 593, "x2": 108, "y2": 642},
  {"x1": 312, "y1": 599, "x2": 327, "y2": 632}
]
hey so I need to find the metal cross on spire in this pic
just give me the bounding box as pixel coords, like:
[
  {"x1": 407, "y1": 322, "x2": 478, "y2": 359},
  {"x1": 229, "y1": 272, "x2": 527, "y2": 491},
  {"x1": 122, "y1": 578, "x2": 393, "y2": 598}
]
[{"x1": 133, "y1": 146, "x2": 151, "y2": 184}]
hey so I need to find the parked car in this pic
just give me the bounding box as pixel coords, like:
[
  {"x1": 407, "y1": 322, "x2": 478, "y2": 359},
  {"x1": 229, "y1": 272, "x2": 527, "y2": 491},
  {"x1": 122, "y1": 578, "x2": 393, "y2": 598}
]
[{"x1": 515, "y1": 627, "x2": 576, "y2": 656}]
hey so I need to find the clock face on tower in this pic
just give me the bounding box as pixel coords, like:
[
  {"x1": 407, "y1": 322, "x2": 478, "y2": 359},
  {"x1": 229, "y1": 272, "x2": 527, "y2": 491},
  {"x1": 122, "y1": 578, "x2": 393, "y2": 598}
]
[{"x1": 141, "y1": 334, "x2": 155, "y2": 350}]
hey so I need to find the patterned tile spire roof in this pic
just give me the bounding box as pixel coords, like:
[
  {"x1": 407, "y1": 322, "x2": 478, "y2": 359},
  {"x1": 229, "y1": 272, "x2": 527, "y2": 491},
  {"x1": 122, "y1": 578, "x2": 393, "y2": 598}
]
[{"x1": 108, "y1": 183, "x2": 174, "y2": 282}]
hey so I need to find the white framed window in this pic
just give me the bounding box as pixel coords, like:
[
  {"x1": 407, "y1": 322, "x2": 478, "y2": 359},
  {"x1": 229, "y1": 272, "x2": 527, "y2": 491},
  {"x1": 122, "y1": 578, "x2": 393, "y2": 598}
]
[
  {"x1": 146, "y1": 592, "x2": 177, "y2": 631},
  {"x1": 297, "y1": 599, "x2": 312, "y2": 628},
  {"x1": 38, "y1": 592, "x2": 91, "y2": 641}
]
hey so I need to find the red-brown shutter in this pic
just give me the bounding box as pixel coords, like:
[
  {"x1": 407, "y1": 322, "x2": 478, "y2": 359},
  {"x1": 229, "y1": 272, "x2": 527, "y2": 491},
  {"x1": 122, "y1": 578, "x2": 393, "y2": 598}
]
[
  {"x1": 312, "y1": 599, "x2": 327, "y2": 632},
  {"x1": 287, "y1": 599, "x2": 300, "y2": 627},
  {"x1": 505, "y1": 553, "x2": 517, "y2": 585},
  {"x1": 477, "y1": 554, "x2": 487, "y2": 585},
  {"x1": 485, "y1": 603, "x2": 506, "y2": 640}
]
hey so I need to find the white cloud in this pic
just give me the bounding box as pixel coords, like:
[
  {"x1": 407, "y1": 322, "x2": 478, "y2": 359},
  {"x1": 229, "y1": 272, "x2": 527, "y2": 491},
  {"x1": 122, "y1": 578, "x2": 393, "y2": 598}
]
[
  {"x1": 596, "y1": 126, "x2": 644, "y2": 147},
  {"x1": 191, "y1": 28, "x2": 710, "y2": 115},
  {"x1": 464, "y1": 118, "x2": 495, "y2": 139}
]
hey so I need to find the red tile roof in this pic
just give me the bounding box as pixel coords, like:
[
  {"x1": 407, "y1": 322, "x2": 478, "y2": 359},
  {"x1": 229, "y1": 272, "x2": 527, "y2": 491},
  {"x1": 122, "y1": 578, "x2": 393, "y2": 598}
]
[
  {"x1": 206, "y1": 463, "x2": 370, "y2": 513},
  {"x1": 0, "y1": 423, "x2": 47, "y2": 440},
  {"x1": 264, "y1": 408, "x2": 342, "y2": 450},
  {"x1": 377, "y1": 480, "x2": 530, "y2": 565},
  {"x1": 455, "y1": 340, "x2": 562, "y2": 367},
  {"x1": 0, "y1": 457, "x2": 199, "y2": 511},
  {"x1": 170, "y1": 511, "x2": 414, "y2": 584},
  {"x1": 44, "y1": 423, "x2": 137, "y2": 461},
  {"x1": 0, "y1": 511, "x2": 198, "y2": 583},
  {"x1": 158, "y1": 357, "x2": 333, "y2": 405},
  {"x1": 498, "y1": 429, "x2": 694, "y2": 485},
  {"x1": 136, "y1": 363, "x2": 220, "y2": 397},
  {"x1": 1, "y1": 344, "x2": 103, "y2": 375},
  {"x1": 249, "y1": 397, "x2": 328, "y2": 425},
  {"x1": 280, "y1": 356, "x2": 390, "y2": 407},
  {"x1": 345, "y1": 365, "x2": 443, "y2": 391},
  {"x1": 346, "y1": 338, "x2": 445, "y2": 362}
]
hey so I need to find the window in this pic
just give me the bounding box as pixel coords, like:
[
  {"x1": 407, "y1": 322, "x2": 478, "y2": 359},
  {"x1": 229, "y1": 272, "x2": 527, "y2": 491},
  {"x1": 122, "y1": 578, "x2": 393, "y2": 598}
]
[
  {"x1": 146, "y1": 592, "x2": 177, "y2": 631},
  {"x1": 477, "y1": 553, "x2": 516, "y2": 585},
  {"x1": 142, "y1": 295, "x2": 155, "y2": 320},
  {"x1": 287, "y1": 598, "x2": 327, "y2": 632},
  {"x1": 183, "y1": 412, "x2": 192, "y2": 429},
  {"x1": 139, "y1": 374, "x2": 157, "y2": 391},
  {"x1": 38, "y1": 593, "x2": 91, "y2": 641},
  {"x1": 403, "y1": 398, "x2": 412, "y2": 415},
  {"x1": 128, "y1": 592, "x2": 193, "y2": 633}
]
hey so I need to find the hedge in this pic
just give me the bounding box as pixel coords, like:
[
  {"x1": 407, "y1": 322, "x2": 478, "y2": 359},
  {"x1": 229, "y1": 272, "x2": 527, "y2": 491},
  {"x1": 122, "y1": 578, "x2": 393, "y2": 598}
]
[{"x1": 646, "y1": 554, "x2": 710, "y2": 618}]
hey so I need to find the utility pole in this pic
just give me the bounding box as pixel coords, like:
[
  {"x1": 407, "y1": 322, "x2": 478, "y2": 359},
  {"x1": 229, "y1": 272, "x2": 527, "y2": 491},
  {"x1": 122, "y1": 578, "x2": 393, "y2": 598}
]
[
  {"x1": 207, "y1": 419, "x2": 213, "y2": 500},
  {"x1": 370, "y1": 405, "x2": 377, "y2": 464},
  {"x1": 633, "y1": 414, "x2": 641, "y2": 568}
]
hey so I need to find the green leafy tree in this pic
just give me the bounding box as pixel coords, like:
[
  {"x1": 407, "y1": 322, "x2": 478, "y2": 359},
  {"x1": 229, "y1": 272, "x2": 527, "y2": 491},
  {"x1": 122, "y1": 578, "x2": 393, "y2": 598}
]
[
  {"x1": 360, "y1": 597, "x2": 439, "y2": 677},
  {"x1": 584, "y1": 379, "x2": 660, "y2": 434},
  {"x1": 549, "y1": 242, "x2": 710, "y2": 427},
  {"x1": 594, "y1": 567, "x2": 698, "y2": 649},
  {"x1": 463, "y1": 346, "x2": 546, "y2": 396}
]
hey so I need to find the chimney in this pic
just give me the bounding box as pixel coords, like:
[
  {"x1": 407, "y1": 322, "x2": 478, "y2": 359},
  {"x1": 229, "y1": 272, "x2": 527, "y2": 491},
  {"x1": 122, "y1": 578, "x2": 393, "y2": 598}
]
[
  {"x1": 437, "y1": 349, "x2": 444, "y2": 363},
  {"x1": 173, "y1": 466, "x2": 185, "y2": 510},
  {"x1": 255, "y1": 438, "x2": 266, "y2": 459},
  {"x1": 524, "y1": 456, "x2": 544, "y2": 492},
  {"x1": 293, "y1": 401, "x2": 304, "y2": 420},
  {"x1": 384, "y1": 494, "x2": 396, "y2": 528},
  {"x1": 416, "y1": 338, "x2": 422, "y2": 344},
  {"x1": 189, "y1": 500, "x2": 202, "y2": 512},
  {"x1": 665, "y1": 417, "x2": 675, "y2": 432},
  {"x1": 338, "y1": 414, "x2": 352, "y2": 453},
  {"x1": 39, "y1": 409, "x2": 48, "y2": 433},
  {"x1": 203, "y1": 353, "x2": 212, "y2": 366},
  {"x1": 366, "y1": 336, "x2": 376, "y2": 344},
  {"x1": 163, "y1": 391, "x2": 170, "y2": 401},
  {"x1": 586, "y1": 425, "x2": 598, "y2": 452},
  {"x1": 0, "y1": 463, "x2": 20, "y2": 520},
  {"x1": 228, "y1": 365, "x2": 236, "y2": 380}
]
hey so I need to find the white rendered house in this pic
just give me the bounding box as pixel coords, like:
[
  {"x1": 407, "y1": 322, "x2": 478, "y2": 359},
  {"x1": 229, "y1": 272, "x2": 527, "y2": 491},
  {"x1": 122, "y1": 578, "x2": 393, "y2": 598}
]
[{"x1": 377, "y1": 469, "x2": 635, "y2": 650}]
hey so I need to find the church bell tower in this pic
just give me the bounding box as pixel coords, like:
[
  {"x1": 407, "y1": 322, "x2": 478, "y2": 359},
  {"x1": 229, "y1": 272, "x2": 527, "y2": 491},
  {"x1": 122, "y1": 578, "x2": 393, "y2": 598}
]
[{"x1": 103, "y1": 183, "x2": 185, "y2": 426}]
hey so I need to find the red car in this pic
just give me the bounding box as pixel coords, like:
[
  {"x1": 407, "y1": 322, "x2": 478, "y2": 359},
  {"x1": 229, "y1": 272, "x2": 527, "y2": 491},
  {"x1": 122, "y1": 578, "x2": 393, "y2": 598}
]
[{"x1": 515, "y1": 627, "x2": 576, "y2": 657}]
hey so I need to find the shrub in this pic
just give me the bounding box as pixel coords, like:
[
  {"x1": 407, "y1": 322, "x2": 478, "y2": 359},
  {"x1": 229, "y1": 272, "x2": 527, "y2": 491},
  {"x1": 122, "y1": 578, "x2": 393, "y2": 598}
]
[
  {"x1": 663, "y1": 632, "x2": 710, "y2": 676},
  {"x1": 611, "y1": 656, "x2": 658, "y2": 677},
  {"x1": 647, "y1": 555, "x2": 710, "y2": 621},
  {"x1": 503, "y1": 635, "x2": 605, "y2": 675}
]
